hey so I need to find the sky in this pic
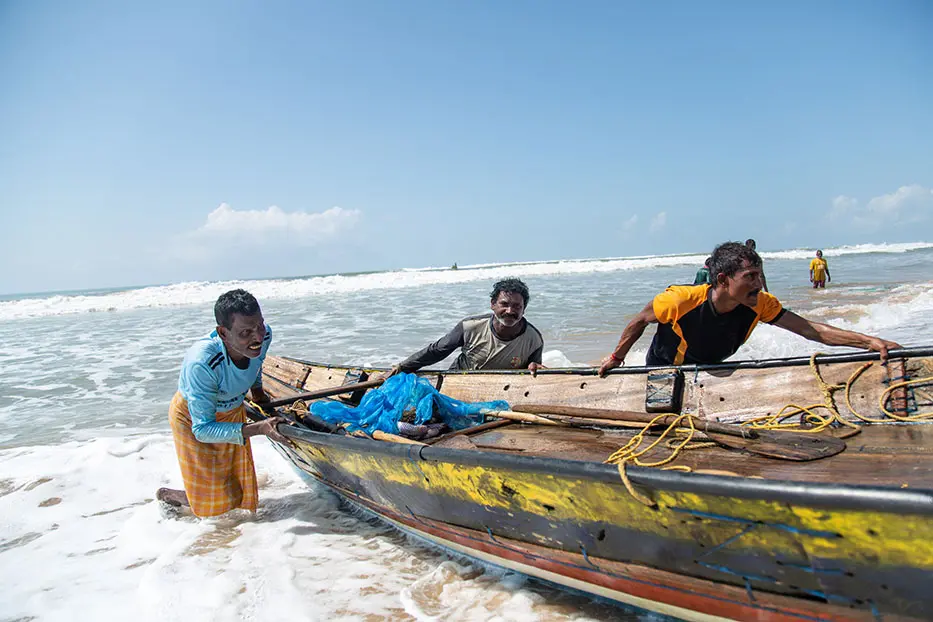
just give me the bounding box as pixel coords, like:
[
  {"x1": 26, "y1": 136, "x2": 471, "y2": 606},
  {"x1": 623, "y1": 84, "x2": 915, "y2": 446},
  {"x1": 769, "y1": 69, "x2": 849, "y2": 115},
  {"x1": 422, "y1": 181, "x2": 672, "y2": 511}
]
[{"x1": 1, "y1": 0, "x2": 931, "y2": 294}]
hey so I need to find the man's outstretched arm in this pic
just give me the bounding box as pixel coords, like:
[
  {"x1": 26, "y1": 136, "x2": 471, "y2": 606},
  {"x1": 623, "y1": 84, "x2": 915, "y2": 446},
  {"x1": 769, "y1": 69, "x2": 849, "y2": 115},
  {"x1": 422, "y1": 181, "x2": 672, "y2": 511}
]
[
  {"x1": 375, "y1": 322, "x2": 467, "y2": 380},
  {"x1": 774, "y1": 311, "x2": 900, "y2": 360},
  {"x1": 598, "y1": 302, "x2": 658, "y2": 377}
]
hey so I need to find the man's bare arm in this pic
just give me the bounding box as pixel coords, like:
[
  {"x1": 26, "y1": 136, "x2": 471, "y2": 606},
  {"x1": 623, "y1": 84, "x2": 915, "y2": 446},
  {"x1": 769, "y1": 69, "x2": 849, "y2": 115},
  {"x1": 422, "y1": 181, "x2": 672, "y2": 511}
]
[
  {"x1": 598, "y1": 302, "x2": 658, "y2": 377},
  {"x1": 774, "y1": 311, "x2": 900, "y2": 360}
]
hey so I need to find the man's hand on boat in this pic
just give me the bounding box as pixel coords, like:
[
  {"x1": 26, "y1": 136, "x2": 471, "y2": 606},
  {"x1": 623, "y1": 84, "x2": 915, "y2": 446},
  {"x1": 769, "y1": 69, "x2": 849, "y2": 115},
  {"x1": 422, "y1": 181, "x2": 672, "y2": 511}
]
[
  {"x1": 250, "y1": 386, "x2": 271, "y2": 404},
  {"x1": 598, "y1": 354, "x2": 624, "y2": 377},
  {"x1": 372, "y1": 366, "x2": 402, "y2": 383},
  {"x1": 243, "y1": 416, "x2": 290, "y2": 444},
  {"x1": 868, "y1": 337, "x2": 902, "y2": 361}
]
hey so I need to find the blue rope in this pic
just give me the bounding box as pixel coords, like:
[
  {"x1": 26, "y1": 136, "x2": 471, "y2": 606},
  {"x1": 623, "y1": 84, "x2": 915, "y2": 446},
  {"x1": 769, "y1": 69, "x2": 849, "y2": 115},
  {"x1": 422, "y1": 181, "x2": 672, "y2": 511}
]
[
  {"x1": 696, "y1": 561, "x2": 775, "y2": 584},
  {"x1": 580, "y1": 544, "x2": 600, "y2": 569},
  {"x1": 798, "y1": 590, "x2": 856, "y2": 605},
  {"x1": 698, "y1": 524, "x2": 757, "y2": 558},
  {"x1": 675, "y1": 506, "x2": 857, "y2": 607},
  {"x1": 669, "y1": 507, "x2": 841, "y2": 539},
  {"x1": 406, "y1": 444, "x2": 430, "y2": 482},
  {"x1": 778, "y1": 562, "x2": 846, "y2": 575}
]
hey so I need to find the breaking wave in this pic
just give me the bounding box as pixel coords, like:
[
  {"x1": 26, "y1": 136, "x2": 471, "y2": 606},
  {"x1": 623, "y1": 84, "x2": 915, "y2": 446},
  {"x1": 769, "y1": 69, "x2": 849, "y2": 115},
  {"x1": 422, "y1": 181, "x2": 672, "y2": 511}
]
[{"x1": 1, "y1": 242, "x2": 930, "y2": 320}]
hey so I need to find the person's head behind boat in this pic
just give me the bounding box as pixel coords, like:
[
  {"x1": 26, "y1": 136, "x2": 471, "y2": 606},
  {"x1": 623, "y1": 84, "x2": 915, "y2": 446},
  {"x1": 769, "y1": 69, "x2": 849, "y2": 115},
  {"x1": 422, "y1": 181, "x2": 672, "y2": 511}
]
[
  {"x1": 489, "y1": 278, "x2": 529, "y2": 329},
  {"x1": 215, "y1": 289, "x2": 266, "y2": 361},
  {"x1": 710, "y1": 242, "x2": 765, "y2": 307}
]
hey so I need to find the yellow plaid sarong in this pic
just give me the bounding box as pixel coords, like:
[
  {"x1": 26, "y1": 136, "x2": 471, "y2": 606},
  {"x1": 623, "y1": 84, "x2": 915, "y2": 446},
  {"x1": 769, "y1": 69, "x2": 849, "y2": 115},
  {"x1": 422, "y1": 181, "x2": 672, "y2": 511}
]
[{"x1": 168, "y1": 392, "x2": 258, "y2": 517}]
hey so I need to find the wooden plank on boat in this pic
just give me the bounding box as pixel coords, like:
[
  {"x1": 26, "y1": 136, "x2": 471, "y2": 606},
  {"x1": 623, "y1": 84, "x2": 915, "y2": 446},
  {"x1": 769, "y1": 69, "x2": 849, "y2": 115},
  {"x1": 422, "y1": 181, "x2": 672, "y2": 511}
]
[
  {"x1": 261, "y1": 355, "x2": 933, "y2": 427},
  {"x1": 685, "y1": 361, "x2": 895, "y2": 424},
  {"x1": 513, "y1": 405, "x2": 847, "y2": 461},
  {"x1": 469, "y1": 426, "x2": 621, "y2": 462},
  {"x1": 263, "y1": 357, "x2": 311, "y2": 389},
  {"x1": 301, "y1": 365, "x2": 353, "y2": 392},
  {"x1": 427, "y1": 419, "x2": 513, "y2": 446},
  {"x1": 438, "y1": 371, "x2": 647, "y2": 411}
]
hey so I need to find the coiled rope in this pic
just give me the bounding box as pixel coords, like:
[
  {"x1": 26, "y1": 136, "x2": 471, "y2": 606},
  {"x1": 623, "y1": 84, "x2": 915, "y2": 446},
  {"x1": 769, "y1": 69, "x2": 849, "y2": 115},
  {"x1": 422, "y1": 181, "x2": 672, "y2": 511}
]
[{"x1": 608, "y1": 353, "x2": 933, "y2": 506}]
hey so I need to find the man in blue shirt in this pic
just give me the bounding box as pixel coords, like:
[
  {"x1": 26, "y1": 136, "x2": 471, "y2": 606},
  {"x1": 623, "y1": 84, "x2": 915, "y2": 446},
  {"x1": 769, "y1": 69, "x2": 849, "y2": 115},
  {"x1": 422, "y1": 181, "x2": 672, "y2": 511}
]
[{"x1": 157, "y1": 289, "x2": 287, "y2": 517}]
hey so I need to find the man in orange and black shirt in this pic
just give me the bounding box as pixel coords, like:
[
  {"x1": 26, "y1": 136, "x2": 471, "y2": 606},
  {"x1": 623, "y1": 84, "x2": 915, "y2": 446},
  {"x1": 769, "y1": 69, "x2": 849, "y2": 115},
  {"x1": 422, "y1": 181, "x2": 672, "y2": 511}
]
[{"x1": 598, "y1": 241, "x2": 900, "y2": 374}]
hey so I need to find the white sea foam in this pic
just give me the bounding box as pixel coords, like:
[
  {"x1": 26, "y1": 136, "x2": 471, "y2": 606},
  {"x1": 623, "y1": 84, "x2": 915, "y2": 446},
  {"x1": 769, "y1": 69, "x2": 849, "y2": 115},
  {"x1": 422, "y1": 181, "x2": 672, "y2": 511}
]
[
  {"x1": 0, "y1": 437, "x2": 613, "y2": 621},
  {"x1": 4, "y1": 242, "x2": 929, "y2": 320},
  {"x1": 737, "y1": 280, "x2": 933, "y2": 361},
  {"x1": 760, "y1": 241, "x2": 933, "y2": 261}
]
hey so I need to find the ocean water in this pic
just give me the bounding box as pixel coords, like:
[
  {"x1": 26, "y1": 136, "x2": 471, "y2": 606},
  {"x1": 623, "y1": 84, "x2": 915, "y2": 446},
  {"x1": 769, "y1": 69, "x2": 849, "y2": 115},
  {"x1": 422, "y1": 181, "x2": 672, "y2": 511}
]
[{"x1": 1, "y1": 243, "x2": 932, "y2": 621}]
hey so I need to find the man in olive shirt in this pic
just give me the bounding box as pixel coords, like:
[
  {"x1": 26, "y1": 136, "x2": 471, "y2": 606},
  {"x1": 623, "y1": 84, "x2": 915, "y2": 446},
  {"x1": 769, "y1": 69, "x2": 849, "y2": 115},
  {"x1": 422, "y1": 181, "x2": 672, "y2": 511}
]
[
  {"x1": 693, "y1": 257, "x2": 712, "y2": 285},
  {"x1": 380, "y1": 278, "x2": 544, "y2": 378}
]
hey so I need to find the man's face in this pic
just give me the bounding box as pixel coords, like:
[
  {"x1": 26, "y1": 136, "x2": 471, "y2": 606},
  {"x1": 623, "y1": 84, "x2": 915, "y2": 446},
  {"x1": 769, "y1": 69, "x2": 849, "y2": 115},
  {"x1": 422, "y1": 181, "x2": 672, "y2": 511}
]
[
  {"x1": 491, "y1": 291, "x2": 525, "y2": 328},
  {"x1": 722, "y1": 261, "x2": 764, "y2": 306},
  {"x1": 218, "y1": 312, "x2": 266, "y2": 360},
  {"x1": 816, "y1": 251, "x2": 823, "y2": 258}
]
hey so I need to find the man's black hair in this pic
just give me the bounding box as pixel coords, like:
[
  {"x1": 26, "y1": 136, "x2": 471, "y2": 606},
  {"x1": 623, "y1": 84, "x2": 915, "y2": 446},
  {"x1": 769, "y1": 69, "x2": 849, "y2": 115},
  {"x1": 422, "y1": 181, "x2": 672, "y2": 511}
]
[
  {"x1": 709, "y1": 242, "x2": 762, "y2": 283},
  {"x1": 490, "y1": 278, "x2": 530, "y2": 306},
  {"x1": 214, "y1": 289, "x2": 261, "y2": 328}
]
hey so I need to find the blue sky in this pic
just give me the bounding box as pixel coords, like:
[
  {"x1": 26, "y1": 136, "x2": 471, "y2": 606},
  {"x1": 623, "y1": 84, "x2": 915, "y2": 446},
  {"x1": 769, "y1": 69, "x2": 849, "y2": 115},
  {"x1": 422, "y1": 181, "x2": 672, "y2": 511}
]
[{"x1": 1, "y1": 1, "x2": 931, "y2": 294}]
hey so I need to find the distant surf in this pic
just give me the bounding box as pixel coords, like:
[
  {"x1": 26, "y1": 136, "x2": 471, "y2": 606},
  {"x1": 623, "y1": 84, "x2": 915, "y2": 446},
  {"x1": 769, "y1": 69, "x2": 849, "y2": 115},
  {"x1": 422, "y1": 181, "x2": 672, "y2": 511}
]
[{"x1": 1, "y1": 242, "x2": 931, "y2": 320}]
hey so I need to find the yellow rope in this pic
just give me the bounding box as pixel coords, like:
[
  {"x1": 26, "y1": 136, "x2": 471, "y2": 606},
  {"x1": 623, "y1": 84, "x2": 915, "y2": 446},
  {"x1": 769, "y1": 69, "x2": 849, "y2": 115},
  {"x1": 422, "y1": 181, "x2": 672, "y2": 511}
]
[
  {"x1": 606, "y1": 353, "x2": 933, "y2": 505},
  {"x1": 741, "y1": 354, "x2": 863, "y2": 433},
  {"x1": 604, "y1": 412, "x2": 716, "y2": 506},
  {"x1": 879, "y1": 378, "x2": 933, "y2": 421},
  {"x1": 742, "y1": 353, "x2": 933, "y2": 431}
]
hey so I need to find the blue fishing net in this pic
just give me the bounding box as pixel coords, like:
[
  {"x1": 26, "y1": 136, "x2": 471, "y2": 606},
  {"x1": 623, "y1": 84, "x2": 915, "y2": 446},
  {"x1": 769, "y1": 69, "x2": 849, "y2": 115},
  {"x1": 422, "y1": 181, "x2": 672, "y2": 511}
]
[{"x1": 308, "y1": 372, "x2": 509, "y2": 434}]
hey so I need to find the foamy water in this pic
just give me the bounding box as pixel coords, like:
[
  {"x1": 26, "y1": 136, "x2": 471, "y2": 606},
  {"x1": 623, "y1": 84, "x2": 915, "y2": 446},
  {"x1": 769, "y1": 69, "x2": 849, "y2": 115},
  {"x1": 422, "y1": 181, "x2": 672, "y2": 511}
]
[
  {"x1": 2, "y1": 243, "x2": 932, "y2": 621},
  {"x1": 3, "y1": 242, "x2": 931, "y2": 321}
]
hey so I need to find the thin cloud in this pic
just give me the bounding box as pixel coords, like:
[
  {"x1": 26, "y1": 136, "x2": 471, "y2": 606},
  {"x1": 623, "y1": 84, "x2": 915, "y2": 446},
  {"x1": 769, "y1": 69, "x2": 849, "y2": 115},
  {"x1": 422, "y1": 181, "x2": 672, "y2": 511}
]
[
  {"x1": 167, "y1": 203, "x2": 362, "y2": 262},
  {"x1": 649, "y1": 211, "x2": 667, "y2": 232},
  {"x1": 831, "y1": 195, "x2": 858, "y2": 218},
  {"x1": 830, "y1": 185, "x2": 932, "y2": 228},
  {"x1": 194, "y1": 203, "x2": 361, "y2": 241},
  {"x1": 621, "y1": 214, "x2": 639, "y2": 232},
  {"x1": 864, "y1": 185, "x2": 932, "y2": 221}
]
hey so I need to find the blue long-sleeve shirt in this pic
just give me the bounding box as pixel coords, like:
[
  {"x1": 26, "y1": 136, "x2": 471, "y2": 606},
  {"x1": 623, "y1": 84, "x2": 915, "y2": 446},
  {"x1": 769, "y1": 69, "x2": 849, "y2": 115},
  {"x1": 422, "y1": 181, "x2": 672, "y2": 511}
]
[{"x1": 177, "y1": 325, "x2": 272, "y2": 444}]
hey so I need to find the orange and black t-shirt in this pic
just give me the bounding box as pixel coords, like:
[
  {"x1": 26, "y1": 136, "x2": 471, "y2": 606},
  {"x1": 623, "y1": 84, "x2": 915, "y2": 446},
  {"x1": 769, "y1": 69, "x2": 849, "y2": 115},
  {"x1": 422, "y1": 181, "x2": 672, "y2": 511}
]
[{"x1": 646, "y1": 284, "x2": 786, "y2": 366}]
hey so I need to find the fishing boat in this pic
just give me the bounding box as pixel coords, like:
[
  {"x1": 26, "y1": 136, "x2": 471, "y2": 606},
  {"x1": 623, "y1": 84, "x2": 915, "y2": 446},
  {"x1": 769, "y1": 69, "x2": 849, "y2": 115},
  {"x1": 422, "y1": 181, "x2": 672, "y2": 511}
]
[{"x1": 249, "y1": 347, "x2": 933, "y2": 621}]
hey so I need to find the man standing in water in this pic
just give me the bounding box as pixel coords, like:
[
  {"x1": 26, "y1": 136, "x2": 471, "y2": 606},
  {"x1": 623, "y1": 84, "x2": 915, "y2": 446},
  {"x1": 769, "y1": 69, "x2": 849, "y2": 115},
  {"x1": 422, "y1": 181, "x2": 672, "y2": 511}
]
[
  {"x1": 378, "y1": 278, "x2": 544, "y2": 378},
  {"x1": 810, "y1": 250, "x2": 831, "y2": 288},
  {"x1": 598, "y1": 242, "x2": 899, "y2": 374},
  {"x1": 157, "y1": 289, "x2": 288, "y2": 517}
]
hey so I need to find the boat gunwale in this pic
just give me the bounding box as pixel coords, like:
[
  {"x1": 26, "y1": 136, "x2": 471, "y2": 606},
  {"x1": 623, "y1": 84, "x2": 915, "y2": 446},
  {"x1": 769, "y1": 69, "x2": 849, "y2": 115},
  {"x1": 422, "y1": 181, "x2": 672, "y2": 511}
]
[
  {"x1": 278, "y1": 345, "x2": 933, "y2": 376},
  {"x1": 268, "y1": 417, "x2": 933, "y2": 516}
]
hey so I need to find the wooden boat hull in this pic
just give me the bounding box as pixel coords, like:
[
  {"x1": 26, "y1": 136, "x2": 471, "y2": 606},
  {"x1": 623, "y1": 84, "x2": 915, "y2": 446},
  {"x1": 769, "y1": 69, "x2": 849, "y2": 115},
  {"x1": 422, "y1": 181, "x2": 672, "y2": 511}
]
[{"x1": 258, "y1": 349, "x2": 933, "y2": 621}]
